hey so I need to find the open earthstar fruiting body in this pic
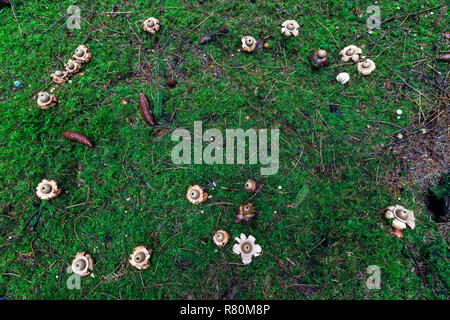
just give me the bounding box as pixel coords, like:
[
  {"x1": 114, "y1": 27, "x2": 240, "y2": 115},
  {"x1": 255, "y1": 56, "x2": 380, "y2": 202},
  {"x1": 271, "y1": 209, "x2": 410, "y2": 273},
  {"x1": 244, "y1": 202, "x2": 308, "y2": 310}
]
[
  {"x1": 235, "y1": 202, "x2": 256, "y2": 223},
  {"x1": 232, "y1": 234, "x2": 262, "y2": 265},
  {"x1": 72, "y1": 44, "x2": 92, "y2": 64},
  {"x1": 213, "y1": 230, "x2": 230, "y2": 248},
  {"x1": 129, "y1": 246, "x2": 152, "y2": 270},
  {"x1": 309, "y1": 49, "x2": 330, "y2": 70},
  {"x1": 71, "y1": 252, "x2": 94, "y2": 276},
  {"x1": 36, "y1": 179, "x2": 62, "y2": 200},
  {"x1": 65, "y1": 59, "x2": 81, "y2": 74},
  {"x1": 186, "y1": 185, "x2": 208, "y2": 205},
  {"x1": 51, "y1": 70, "x2": 69, "y2": 84},
  {"x1": 142, "y1": 17, "x2": 160, "y2": 34},
  {"x1": 241, "y1": 36, "x2": 257, "y2": 52},
  {"x1": 243, "y1": 178, "x2": 258, "y2": 193},
  {"x1": 281, "y1": 20, "x2": 299, "y2": 37},
  {"x1": 357, "y1": 59, "x2": 376, "y2": 75},
  {"x1": 339, "y1": 45, "x2": 362, "y2": 62},
  {"x1": 36, "y1": 91, "x2": 57, "y2": 110},
  {"x1": 385, "y1": 205, "x2": 416, "y2": 230}
]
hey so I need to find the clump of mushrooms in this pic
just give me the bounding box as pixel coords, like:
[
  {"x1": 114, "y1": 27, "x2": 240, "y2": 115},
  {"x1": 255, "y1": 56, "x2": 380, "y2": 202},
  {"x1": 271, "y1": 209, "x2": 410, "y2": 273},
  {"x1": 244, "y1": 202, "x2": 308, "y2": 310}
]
[
  {"x1": 339, "y1": 45, "x2": 362, "y2": 62},
  {"x1": 36, "y1": 92, "x2": 57, "y2": 110},
  {"x1": 357, "y1": 59, "x2": 376, "y2": 75},
  {"x1": 51, "y1": 70, "x2": 69, "y2": 84},
  {"x1": 65, "y1": 59, "x2": 81, "y2": 74},
  {"x1": 72, "y1": 44, "x2": 92, "y2": 64},
  {"x1": 385, "y1": 205, "x2": 415, "y2": 230},
  {"x1": 241, "y1": 36, "x2": 257, "y2": 53},
  {"x1": 36, "y1": 179, "x2": 62, "y2": 200},
  {"x1": 235, "y1": 202, "x2": 256, "y2": 223},
  {"x1": 129, "y1": 245, "x2": 152, "y2": 270},
  {"x1": 186, "y1": 185, "x2": 208, "y2": 205},
  {"x1": 309, "y1": 49, "x2": 330, "y2": 70},
  {"x1": 142, "y1": 17, "x2": 160, "y2": 34},
  {"x1": 243, "y1": 178, "x2": 258, "y2": 193},
  {"x1": 213, "y1": 230, "x2": 230, "y2": 248},
  {"x1": 71, "y1": 252, "x2": 94, "y2": 277},
  {"x1": 232, "y1": 234, "x2": 262, "y2": 265},
  {"x1": 281, "y1": 20, "x2": 299, "y2": 37},
  {"x1": 336, "y1": 72, "x2": 350, "y2": 85}
]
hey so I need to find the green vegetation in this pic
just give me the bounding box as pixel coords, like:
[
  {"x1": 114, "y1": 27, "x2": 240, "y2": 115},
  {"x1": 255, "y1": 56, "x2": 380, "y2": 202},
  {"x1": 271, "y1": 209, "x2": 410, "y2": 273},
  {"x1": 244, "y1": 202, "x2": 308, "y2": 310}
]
[{"x1": 0, "y1": 0, "x2": 448, "y2": 299}]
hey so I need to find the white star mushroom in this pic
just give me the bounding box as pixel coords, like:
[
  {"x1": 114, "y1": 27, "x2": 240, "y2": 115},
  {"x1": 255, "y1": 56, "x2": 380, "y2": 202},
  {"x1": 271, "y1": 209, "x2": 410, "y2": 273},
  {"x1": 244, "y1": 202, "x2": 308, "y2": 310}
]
[
  {"x1": 232, "y1": 233, "x2": 262, "y2": 265},
  {"x1": 241, "y1": 36, "x2": 257, "y2": 53},
  {"x1": 336, "y1": 72, "x2": 350, "y2": 84},
  {"x1": 129, "y1": 246, "x2": 152, "y2": 270},
  {"x1": 71, "y1": 252, "x2": 94, "y2": 277},
  {"x1": 357, "y1": 59, "x2": 376, "y2": 75},
  {"x1": 142, "y1": 17, "x2": 160, "y2": 34},
  {"x1": 36, "y1": 179, "x2": 62, "y2": 200},
  {"x1": 339, "y1": 45, "x2": 362, "y2": 62},
  {"x1": 72, "y1": 44, "x2": 92, "y2": 64},
  {"x1": 385, "y1": 205, "x2": 415, "y2": 230},
  {"x1": 281, "y1": 20, "x2": 299, "y2": 37},
  {"x1": 36, "y1": 92, "x2": 58, "y2": 110}
]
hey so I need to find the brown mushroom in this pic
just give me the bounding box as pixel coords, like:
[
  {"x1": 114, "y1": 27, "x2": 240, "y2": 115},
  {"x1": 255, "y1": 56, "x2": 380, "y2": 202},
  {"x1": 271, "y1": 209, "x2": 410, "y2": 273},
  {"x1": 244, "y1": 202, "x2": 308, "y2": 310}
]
[
  {"x1": 235, "y1": 202, "x2": 256, "y2": 223},
  {"x1": 51, "y1": 70, "x2": 69, "y2": 84},
  {"x1": 71, "y1": 252, "x2": 94, "y2": 277},
  {"x1": 65, "y1": 59, "x2": 81, "y2": 74},
  {"x1": 309, "y1": 49, "x2": 330, "y2": 70},
  {"x1": 213, "y1": 230, "x2": 230, "y2": 248},
  {"x1": 357, "y1": 59, "x2": 376, "y2": 75},
  {"x1": 241, "y1": 36, "x2": 257, "y2": 53},
  {"x1": 72, "y1": 44, "x2": 92, "y2": 64},
  {"x1": 36, "y1": 92, "x2": 58, "y2": 110},
  {"x1": 129, "y1": 245, "x2": 152, "y2": 270},
  {"x1": 243, "y1": 178, "x2": 258, "y2": 193},
  {"x1": 186, "y1": 185, "x2": 208, "y2": 205},
  {"x1": 36, "y1": 179, "x2": 62, "y2": 200},
  {"x1": 143, "y1": 17, "x2": 160, "y2": 34}
]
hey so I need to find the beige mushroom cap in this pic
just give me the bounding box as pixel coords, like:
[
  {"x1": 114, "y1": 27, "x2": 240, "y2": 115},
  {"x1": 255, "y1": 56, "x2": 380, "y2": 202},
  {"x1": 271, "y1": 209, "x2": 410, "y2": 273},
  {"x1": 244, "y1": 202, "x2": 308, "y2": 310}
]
[
  {"x1": 357, "y1": 59, "x2": 376, "y2": 75},
  {"x1": 336, "y1": 72, "x2": 350, "y2": 84},
  {"x1": 241, "y1": 36, "x2": 257, "y2": 52},
  {"x1": 65, "y1": 59, "x2": 81, "y2": 74},
  {"x1": 281, "y1": 20, "x2": 299, "y2": 37},
  {"x1": 129, "y1": 245, "x2": 152, "y2": 270},
  {"x1": 385, "y1": 205, "x2": 415, "y2": 230},
  {"x1": 71, "y1": 252, "x2": 94, "y2": 277},
  {"x1": 186, "y1": 185, "x2": 208, "y2": 205},
  {"x1": 143, "y1": 17, "x2": 160, "y2": 34},
  {"x1": 213, "y1": 230, "x2": 230, "y2": 248},
  {"x1": 36, "y1": 179, "x2": 62, "y2": 200},
  {"x1": 51, "y1": 70, "x2": 69, "y2": 84},
  {"x1": 244, "y1": 178, "x2": 257, "y2": 192},
  {"x1": 72, "y1": 44, "x2": 92, "y2": 64},
  {"x1": 340, "y1": 45, "x2": 362, "y2": 62},
  {"x1": 37, "y1": 92, "x2": 57, "y2": 110}
]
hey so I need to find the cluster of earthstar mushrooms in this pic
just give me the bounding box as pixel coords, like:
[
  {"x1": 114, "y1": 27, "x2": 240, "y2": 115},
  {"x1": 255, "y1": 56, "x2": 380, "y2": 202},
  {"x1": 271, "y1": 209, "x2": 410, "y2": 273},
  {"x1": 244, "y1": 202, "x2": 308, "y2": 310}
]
[
  {"x1": 187, "y1": 178, "x2": 262, "y2": 265},
  {"x1": 34, "y1": 16, "x2": 407, "y2": 276}
]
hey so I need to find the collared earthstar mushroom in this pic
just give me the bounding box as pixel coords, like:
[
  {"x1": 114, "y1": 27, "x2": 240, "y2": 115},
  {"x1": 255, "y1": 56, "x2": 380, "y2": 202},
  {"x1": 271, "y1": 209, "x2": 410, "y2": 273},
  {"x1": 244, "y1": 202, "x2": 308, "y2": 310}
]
[
  {"x1": 65, "y1": 59, "x2": 81, "y2": 74},
  {"x1": 336, "y1": 72, "x2": 350, "y2": 84},
  {"x1": 213, "y1": 230, "x2": 230, "y2": 248},
  {"x1": 142, "y1": 17, "x2": 160, "y2": 34},
  {"x1": 129, "y1": 245, "x2": 152, "y2": 270},
  {"x1": 309, "y1": 49, "x2": 330, "y2": 70},
  {"x1": 186, "y1": 185, "x2": 208, "y2": 205},
  {"x1": 281, "y1": 20, "x2": 299, "y2": 37},
  {"x1": 71, "y1": 252, "x2": 94, "y2": 277},
  {"x1": 357, "y1": 59, "x2": 376, "y2": 75},
  {"x1": 244, "y1": 178, "x2": 258, "y2": 193},
  {"x1": 232, "y1": 233, "x2": 262, "y2": 265},
  {"x1": 385, "y1": 205, "x2": 415, "y2": 230},
  {"x1": 36, "y1": 92, "x2": 57, "y2": 110},
  {"x1": 72, "y1": 44, "x2": 92, "y2": 64},
  {"x1": 241, "y1": 36, "x2": 257, "y2": 53},
  {"x1": 339, "y1": 45, "x2": 362, "y2": 62},
  {"x1": 235, "y1": 202, "x2": 256, "y2": 223},
  {"x1": 36, "y1": 179, "x2": 62, "y2": 200},
  {"x1": 51, "y1": 70, "x2": 69, "y2": 84}
]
